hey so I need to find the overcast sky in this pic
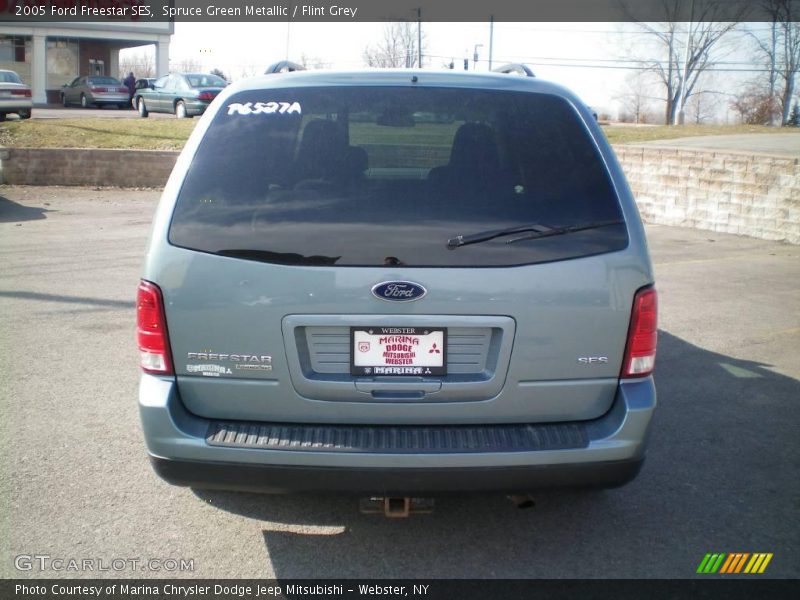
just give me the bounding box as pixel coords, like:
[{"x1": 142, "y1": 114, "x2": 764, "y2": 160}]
[{"x1": 121, "y1": 21, "x2": 766, "y2": 120}]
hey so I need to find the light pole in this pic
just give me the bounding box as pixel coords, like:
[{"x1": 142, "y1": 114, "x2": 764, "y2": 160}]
[
  {"x1": 416, "y1": 7, "x2": 422, "y2": 68},
  {"x1": 488, "y1": 16, "x2": 494, "y2": 70}
]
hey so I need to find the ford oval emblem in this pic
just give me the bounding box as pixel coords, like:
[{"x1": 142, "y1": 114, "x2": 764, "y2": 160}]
[{"x1": 371, "y1": 281, "x2": 427, "y2": 302}]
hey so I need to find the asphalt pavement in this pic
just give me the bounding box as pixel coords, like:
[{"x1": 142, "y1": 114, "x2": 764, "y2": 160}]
[
  {"x1": 641, "y1": 132, "x2": 800, "y2": 157},
  {"x1": 0, "y1": 186, "x2": 798, "y2": 579}
]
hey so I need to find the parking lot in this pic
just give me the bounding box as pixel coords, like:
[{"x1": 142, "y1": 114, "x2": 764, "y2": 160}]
[{"x1": 0, "y1": 185, "x2": 798, "y2": 579}]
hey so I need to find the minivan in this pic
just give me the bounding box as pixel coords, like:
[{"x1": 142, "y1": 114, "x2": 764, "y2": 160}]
[{"x1": 137, "y1": 66, "x2": 657, "y2": 498}]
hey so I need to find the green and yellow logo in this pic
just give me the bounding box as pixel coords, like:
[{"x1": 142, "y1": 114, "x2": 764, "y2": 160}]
[{"x1": 697, "y1": 552, "x2": 773, "y2": 574}]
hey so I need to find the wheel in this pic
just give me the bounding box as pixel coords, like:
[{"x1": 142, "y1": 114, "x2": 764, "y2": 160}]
[
  {"x1": 62, "y1": 94, "x2": 68, "y2": 107},
  {"x1": 80, "y1": 94, "x2": 89, "y2": 108},
  {"x1": 138, "y1": 97, "x2": 149, "y2": 118},
  {"x1": 18, "y1": 109, "x2": 31, "y2": 120},
  {"x1": 175, "y1": 100, "x2": 188, "y2": 119}
]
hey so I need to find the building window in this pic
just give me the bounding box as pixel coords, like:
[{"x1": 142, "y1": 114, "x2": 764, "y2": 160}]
[
  {"x1": 89, "y1": 59, "x2": 105, "y2": 76},
  {"x1": 0, "y1": 36, "x2": 27, "y2": 62}
]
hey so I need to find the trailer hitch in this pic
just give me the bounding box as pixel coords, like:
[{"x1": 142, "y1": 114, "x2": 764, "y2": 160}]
[{"x1": 358, "y1": 497, "x2": 435, "y2": 518}]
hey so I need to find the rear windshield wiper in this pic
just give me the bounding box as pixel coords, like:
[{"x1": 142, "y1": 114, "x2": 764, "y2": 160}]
[{"x1": 446, "y1": 219, "x2": 625, "y2": 249}]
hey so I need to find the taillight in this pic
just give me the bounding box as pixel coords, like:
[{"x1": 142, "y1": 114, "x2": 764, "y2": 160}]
[
  {"x1": 621, "y1": 286, "x2": 658, "y2": 378},
  {"x1": 197, "y1": 92, "x2": 215, "y2": 101},
  {"x1": 137, "y1": 280, "x2": 173, "y2": 374},
  {"x1": 11, "y1": 89, "x2": 31, "y2": 97},
  {"x1": 91, "y1": 87, "x2": 107, "y2": 93}
]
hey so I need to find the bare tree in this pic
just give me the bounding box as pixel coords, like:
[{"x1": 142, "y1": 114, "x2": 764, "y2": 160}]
[
  {"x1": 299, "y1": 53, "x2": 331, "y2": 70},
  {"x1": 686, "y1": 90, "x2": 722, "y2": 123},
  {"x1": 119, "y1": 51, "x2": 154, "y2": 78},
  {"x1": 615, "y1": 71, "x2": 658, "y2": 123},
  {"x1": 363, "y1": 22, "x2": 426, "y2": 68},
  {"x1": 748, "y1": 0, "x2": 800, "y2": 125},
  {"x1": 236, "y1": 65, "x2": 260, "y2": 80},
  {"x1": 171, "y1": 57, "x2": 202, "y2": 73},
  {"x1": 623, "y1": 0, "x2": 748, "y2": 125},
  {"x1": 729, "y1": 83, "x2": 776, "y2": 124}
]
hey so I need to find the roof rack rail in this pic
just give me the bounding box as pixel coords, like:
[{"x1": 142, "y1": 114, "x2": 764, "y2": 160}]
[
  {"x1": 492, "y1": 63, "x2": 535, "y2": 77},
  {"x1": 265, "y1": 61, "x2": 306, "y2": 75}
]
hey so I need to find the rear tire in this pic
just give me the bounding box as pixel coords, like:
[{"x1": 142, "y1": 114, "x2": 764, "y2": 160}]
[
  {"x1": 80, "y1": 94, "x2": 89, "y2": 109},
  {"x1": 18, "y1": 109, "x2": 31, "y2": 120},
  {"x1": 175, "y1": 100, "x2": 188, "y2": 119},
  {"x1": 138, "y1": 97, "x2": 149, "y2": 118},
  {"x1": 62, "y1": 94, "x2": 68, "y2": 107},
  {"x1": 0, "y1": 113, "x2": 6, "y2": 122}
]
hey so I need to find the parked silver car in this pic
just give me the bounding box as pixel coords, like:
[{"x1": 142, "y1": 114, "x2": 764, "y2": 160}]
[
  {"x1": 138, "y1": 66, "x2": 657, "y2": 499},
  {"x1": 0, "y1": 69, "x2": 32, "y2": 120},
  {"x1": 61, "y1": 76, "x2": 129, "y2": 109}
]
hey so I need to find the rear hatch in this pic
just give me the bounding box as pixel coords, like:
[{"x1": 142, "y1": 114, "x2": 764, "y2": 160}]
[{"x1": 153, "y1": 81, "x2": 649, "y2": 425}]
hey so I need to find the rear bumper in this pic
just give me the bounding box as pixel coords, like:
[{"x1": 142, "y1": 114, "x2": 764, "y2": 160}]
[
  {"x1": 151, "y1": 456, "x2": 644, "y2": 494},
  {"x1": 90, "y1": 93, "x2": 129, "y2": 104},
  {"x1": 184, "y1": 100, "x2": 209, "y2": 115},
  {"x1": 0, "y1": 98, "x2": 32, "y2": 112},
  {"x1": 139, "y1": 375, "x2": 656, "y2": 494}
]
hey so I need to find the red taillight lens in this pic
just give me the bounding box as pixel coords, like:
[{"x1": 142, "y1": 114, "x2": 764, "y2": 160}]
[
  {"x1": 197, "y1": 92, "x2": 214, "y2": 101},
  {"x1": 91, "y1": 87, "x2": 107, "y2": 93},
  {"x1": 137, "y1": 280, "x2": 173, "y2": 374},
  {"x1": 11, "y1": 88, "x2": 31, "y2": 97},
  {"x1": 621, "y1": 286, "x2": 658, "y2": 378}
]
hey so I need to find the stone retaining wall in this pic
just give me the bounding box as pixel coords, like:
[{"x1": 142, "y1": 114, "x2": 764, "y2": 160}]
[
  {"x1": 1, "y1": 144, "x2": 798, "y2": 244},
  {"x1": 615, "y1": 145, "x2": 799, "y2": 244},
  {"x1": 0, "y1": 147, "x2": 178, "y2": 188}
]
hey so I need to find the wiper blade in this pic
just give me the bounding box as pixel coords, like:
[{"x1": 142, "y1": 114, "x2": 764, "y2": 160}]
[
  {"x1": 503, "y1": 219, "x2": 625, "y2": 244},
  {"x1": 446, "y1": 219, "x2": 624, "y2": 249},
  {"x1": 447, "y1": 222, "x2": 552, "y2": 249}
]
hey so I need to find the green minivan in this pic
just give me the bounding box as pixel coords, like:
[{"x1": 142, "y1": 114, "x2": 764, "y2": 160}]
[{"x1": 138, "y1": 66, "x2": 658, "y2": 500}]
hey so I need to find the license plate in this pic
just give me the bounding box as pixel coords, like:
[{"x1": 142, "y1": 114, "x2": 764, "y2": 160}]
[{"x1": 351, "y1": 327, "x2": 447, "y2": 376}]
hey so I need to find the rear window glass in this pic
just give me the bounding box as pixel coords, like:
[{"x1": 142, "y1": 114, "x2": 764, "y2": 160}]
[
  {"x1": 186, "y1": 74, "x2": 227, "y2": 87},
  {"x1": 89, "y1": 77, "x2": 120, "y2": 85},
  {"x1": 169, "y1": 86, "x2": 627, "y2": 267},
  {"x1": 0, "y1": 71, "x2": 22, "y2": 84}
]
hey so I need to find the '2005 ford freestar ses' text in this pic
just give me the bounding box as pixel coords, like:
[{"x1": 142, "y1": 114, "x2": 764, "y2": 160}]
[{"x1": 137, "y1": 65, "x2": 657, "y2": 496}]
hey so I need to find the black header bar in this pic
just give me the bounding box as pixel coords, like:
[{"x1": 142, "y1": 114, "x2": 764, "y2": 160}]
[{"x1": 0, "y1": 0, "x2": 789, "y2": 23}]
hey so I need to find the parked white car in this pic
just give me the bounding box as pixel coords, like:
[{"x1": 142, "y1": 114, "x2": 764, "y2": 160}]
[{"x1": 0, "y1": 69, "x2": 32, "y2": 120}]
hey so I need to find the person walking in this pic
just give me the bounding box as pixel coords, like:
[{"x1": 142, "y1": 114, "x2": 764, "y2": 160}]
[{"x1": 123, "y1": 71, "x2": 136, "y2": 107}]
